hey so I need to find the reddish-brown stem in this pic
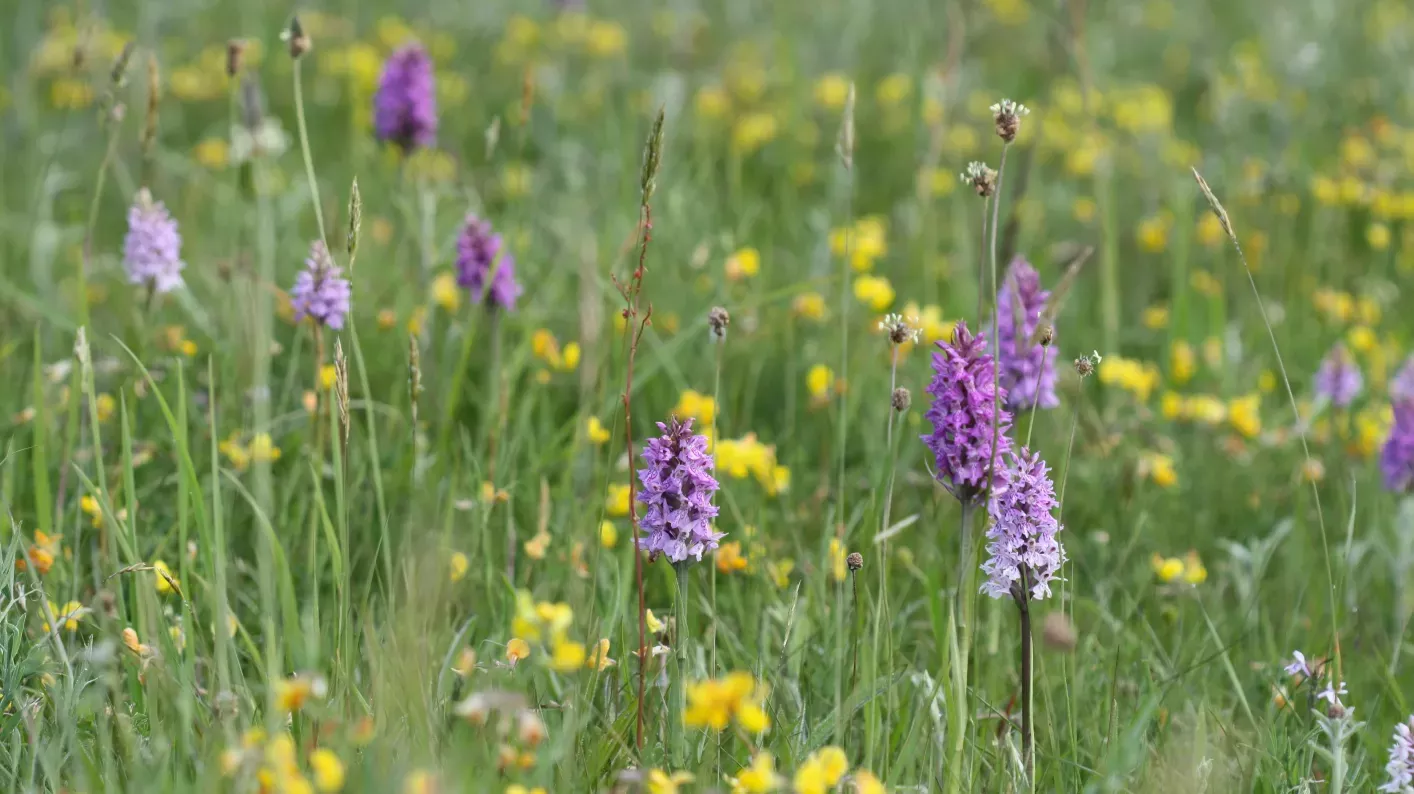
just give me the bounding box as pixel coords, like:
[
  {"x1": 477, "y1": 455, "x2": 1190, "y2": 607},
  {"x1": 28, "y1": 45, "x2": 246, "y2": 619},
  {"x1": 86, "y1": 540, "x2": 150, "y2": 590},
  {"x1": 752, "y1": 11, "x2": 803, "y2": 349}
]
[{"x1": 622, "y1": 204, "x2": 654, "y2": 751}]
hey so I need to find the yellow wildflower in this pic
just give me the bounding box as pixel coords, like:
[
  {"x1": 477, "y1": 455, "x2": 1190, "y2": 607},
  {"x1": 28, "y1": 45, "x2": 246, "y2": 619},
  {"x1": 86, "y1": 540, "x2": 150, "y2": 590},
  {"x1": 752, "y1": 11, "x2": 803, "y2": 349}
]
[
  {"x1": 1186, "y1": 395, "x2": 1227, "y2": 425},
  {"x1": 673, "y1": 390, "x2": 717, "y2": 425},
  {"x1": 195, "y1": 138, "x2": 229, "y2": 170},
  {"x1": 319, "y1": 364, "x2": 337, "y2": 391},
  {"x1": 403, "y1": 770, "x2": 438, "y2": 794},
  {"x1": 152, "y1": 559, "x2": 179, "y2": 595},
  {"x1": 814, "y1": 73, "x2": 851, "y2": 110},
  {"x1": 728, "y1": 752, "x2": 783, "y2": 794},
  {"x1": 1369, "y1": 223, "x2": 1392, "y2": 251},
  {"x1": 794, "y1": 291, "x2": 827, "y2": 321},
  {"x1": 449, "y1": 552, "x2": 469, "y2": 583},
  {"x1": 646, "y1": 609, "x2": 666, "y2": 634},
  {"x1": 586, "y1": 416, "x2": 612, "y2": 445},
  {"x1": 646, "y1": 770, "x2": 695, "y2": 794},
  {"x1": 1182, "y1": 550, "x2": 1208, "y2": 584},
  {"x1": 766, "y1": 558, "x2": 794, "y2": 589},
  {"x1": 585, "y1": 638, "x2": 616, "y2": 671},
  {"x1": 95, "y1": 393, "x2": 116, "y2": 423},
  {"x1": 732, "y1": 113, "x2": 779, "y2": 154},
  {"x1": 829, "y1": 538, "x2": 848, "y2": 582},
  {"x1": 794, "y1": 746, "x2": 849, "y2": 794},
  {"x1": 1169, "y1": 341, "x2": 1196, "y2": 385},
  {"x1": 1190, "y1": 270, "x2": 1222, "y2": 298},
  {"x1": 43, "y1": 600, "x2": 85, "y2": 633},
  {"x1": 1098, "y1": 357, "x2": 1160, "y2": 402},
  {"x1": 1348, "y1": 326, "x2": 1377, "y2": 354},
  {"x1": 875, "y1": 73, "x2": 911, "y2": 106},
  {"x1": 1137, "y1": 213, "x2": 1171, "y2": 253},
  {"x1": 309, "y1": 749, "x2": 345, "y2": 793},
  {"x1": 807, "y1": 365, "x2": 836, "y2": 401},
  {"x1": 716, "y1": 542, "x2": 748, "y2": 574},
  {"x1": 506, "y1": 638, "x2": 531, "y2": 664},
  {"x1": 1151, "y1": 554, "x2": 1184, "y2": 583},
  {"x1": 853, "y1": 275, "x2": 895, "y2": 311},
  {"x1": 695, "y1": 85, "x2": 730, "y2": 120},
  {"x1": 1196, "y1": 212, "x2": 1224, "y2": 247},
  {"x1": 432, "y1": 272, "x2": 462, "y2": 312},
  {"x1": 1228, "y1": 394, "x2": 1261, "y2": 439},
  {"x1": 1143, "y1": 305, "x2": 1170, "y2": 330},
  {"x1": 606, "y1": 484, "x2": 631, "y2": 517},
  {"x1": 550, "y1": 639, "x2": 587, "y2": 671},
  {"x1": 273, "y1": 674, "x2": 325, "y2": 713},
  {"x1": 586, "y1": 20, "x2": 628, "y2": 57},
  {"x1": 249, "y1": 433, "x2": 281, "y2": 464},
  {"x1": 853, "y1": 770, "x2": 887, "y2": 794},
  {"x1": 1072, "y1": 197, "x2": 1097, "y2": 224},
  {"x1": 725, "y1": 247, "x2": 761, "y2": 281},
  {"x1": 1139, "y1": 451, "x2": 1178, "y2": 489},
  {"x1": 684, "y1": 671, "x2": 770, "y2": 733},
  {"x1": 524, "y1": 532, "x2": 550, "y2": 560}
]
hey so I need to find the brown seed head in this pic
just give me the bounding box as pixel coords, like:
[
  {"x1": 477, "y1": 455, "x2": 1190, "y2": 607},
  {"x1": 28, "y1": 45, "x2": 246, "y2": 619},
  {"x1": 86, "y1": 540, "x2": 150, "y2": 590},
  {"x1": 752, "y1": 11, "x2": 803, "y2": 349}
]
[
  {"x1": 846, "y1": 552, "x2": 863, "y2": 572},
  {"x1": 286, "y1": 15, "x2": 311, "y2": 59},
  {"x1": 962, "y1": 162, "x2": 998, "y2": 198},
  {"x1": 226, "y1": 39, "x2": 247, "y2": 77},
  {"x1": 891, "y1": 387, "x2": 911, "y2": 413},
  {"x1": 708, "y1": 306, "x2": 730, "y2": 341},
  {"x1": 990, "y1": 99, "x2": 1029, "y2": 144}
]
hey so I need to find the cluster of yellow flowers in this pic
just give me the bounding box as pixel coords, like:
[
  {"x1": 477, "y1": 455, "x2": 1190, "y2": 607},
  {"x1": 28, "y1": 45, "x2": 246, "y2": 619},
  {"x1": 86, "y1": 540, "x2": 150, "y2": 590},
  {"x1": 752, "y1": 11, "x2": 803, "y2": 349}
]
[
  {"x1": 496, "y1": 11, "x2": 628, "y2": 66},
  {"x1": 531, "y1": 329, "x2": 582, "y2": 382},
  {"x1": 1151, "y1": 550, "x2": 1208, "y2": 585},
  {"x1": 683, "y1": 671, "x2": 770, "y2": 734},
  {"x1": 725, "y1": 247, "x2": 761, "y2": 282},
  {"x1": 830, "y1": 216, "x2": 888, "y2": 273},
  {"x1": 716, "y1": 433, "x2": 790, "y2": 496},
  {"x1": 221, "y1": 729, "x2": 345, "y2": 794},
  {"x1": 1138, "y1": 451, "x2": 1178, "y2": 489},
  {"x1": 509, "y1": 591, "x2": 613, "y2": 673},
  {"x1": 1099, "y1": 356, "x2": 1161, "y2": 402},
  {"x1": 672, "y1": 390, "x2": 716, "y2": 426},
  {"x1": 1160, "y1": 392, "x2": 1262, "y2": 439},
  {"x1": 219, "y1": 432, "x2": 282, "y2": 472}
]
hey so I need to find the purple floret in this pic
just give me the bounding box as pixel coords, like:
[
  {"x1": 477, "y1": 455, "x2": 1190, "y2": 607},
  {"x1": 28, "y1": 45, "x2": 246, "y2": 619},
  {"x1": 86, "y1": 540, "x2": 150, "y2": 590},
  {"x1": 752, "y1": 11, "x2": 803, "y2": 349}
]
[
  {"x1": 993, "y1": 257, "x2": 1058, "y2": 410},
  {"x1": 636, "y1": 417, "x2": 722, "y2": 563},
  {"x1": 123, "y1": 189, "x2": 185, "y2": 294},
  {"x1": 373, "y1": 44, "x2": 438, "y2": 152},
  {"x1": 1382, "y1": 401, "x2": 1414, "y2": 494},
  {"x1": 456, "y1": 215, "x2": 523, "y2": 311},
  {"x1": 1391, "y1": 356, "x2": 1414, "y2": 404},
  {"x1": 1314, "y1": 343, "x2": 1363, "y2": 407},
  {"x1": 981, "y1": 447, "x2": 1065, "y2": 602},
  {"x1": 289, "y1": 240, "x2": 352, "y2": 330},
  {"x1": 921, "y1": 320, "x2": 1013, "y2": 504},
  {"x1": 1382, "y1": 716, "x2": 1414, "y2": 793}
]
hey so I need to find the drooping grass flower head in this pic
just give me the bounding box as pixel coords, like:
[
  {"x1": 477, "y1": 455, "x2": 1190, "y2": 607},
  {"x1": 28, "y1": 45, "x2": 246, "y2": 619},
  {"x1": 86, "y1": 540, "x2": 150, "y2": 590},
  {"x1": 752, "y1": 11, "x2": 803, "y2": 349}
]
[
  {"x1": 637, "y1": 417, "x2": 722, "y2": 563},
  {"x1": 994, "y1": 257, "x2": 1059, "y2": 410},
  {"x1": 1314, "y1": 343, "x2": 1363, "y2": 407},
  {"x1": 123, "y1": 188, "x2": 185, "y2": 294},
  {"x1": 921, "y1": 321, "x2": 1012, "y2": 504},
  {"x1": 289, "y1": 240, "x2": 352, "y2": 330},
  {"x1": 455, "y1": 215, "x2": 522, "y2": 311},
  {"x1": 981, "y1": 447, "x2": 1065, "y2": 602},
  {"x1": 1381, "y1": 402, "x2": 1414, "y2": 493},
  {"x1": 1381, "y1": 716, "x2": 1414, "y2": 793},
  {"x1": 373, "y1": 44, "x2": 437, "y2": 152}
]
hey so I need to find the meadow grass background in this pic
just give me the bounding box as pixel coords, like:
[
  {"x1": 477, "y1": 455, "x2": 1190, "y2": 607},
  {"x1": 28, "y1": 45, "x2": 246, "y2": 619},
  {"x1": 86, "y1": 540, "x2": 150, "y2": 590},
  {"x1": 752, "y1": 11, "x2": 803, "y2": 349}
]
[{"x1": 3, "y1": 0, "x2": 1414, "y2": 791}]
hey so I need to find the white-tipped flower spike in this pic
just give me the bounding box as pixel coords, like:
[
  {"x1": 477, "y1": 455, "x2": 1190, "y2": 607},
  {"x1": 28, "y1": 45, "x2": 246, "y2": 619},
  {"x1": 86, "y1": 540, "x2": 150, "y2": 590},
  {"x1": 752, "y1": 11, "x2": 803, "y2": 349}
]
[
  {"x1": 878, "y1": 313, "x2": 921, "y2": 345},
  {"x1": 990, "y1": 99, "x2": 1030, "y2": 142},
  {"x1": 960, "y1": 161, "x2": 998, "y2": 197}
]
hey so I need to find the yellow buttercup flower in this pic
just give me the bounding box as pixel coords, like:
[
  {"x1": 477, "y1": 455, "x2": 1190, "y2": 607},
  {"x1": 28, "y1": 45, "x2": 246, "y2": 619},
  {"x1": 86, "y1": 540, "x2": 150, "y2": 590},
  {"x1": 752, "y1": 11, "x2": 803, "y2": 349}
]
[
  {"x1": 449, "y1": 552, "x2": 469, "y2": 583},
  {"x1": 716, "y1": 541, "x2": 748, "y2": 574},
  {"x1": 1137, "y1": 212, "x2": 1172, "y2": 253},
  {"x1": 599, "y1": 521, "x2": 618, "y2": 549},
  {"x1": 1143, "y1": 305, "x2": 1170, "y2": 330},
  {"x1": 1228, "y1": 394, "x2": 1261, "y2": 439},
  {"x1": 853, "y1": 275, "x2": 895, "y2": 311},
  {"x1": 646, "y1": 770, "x2": 695, "y2": 794},
  {"x1": 814, "y1": 73, "x2": 851, "y2": 109},
  {"x1": 1139, "y1": 451, "x2": 1178, "y2": 489},
  {"x1": 432, "y1": 272, "x2": 462, "y2": 312},
  {"x1": 1169, "y1": 341, "x2": 1196, "y2": 385},
  {"x1": 853, "y1": 770, "x2": 887, "y2": 794},
  {"x1": 829, "y1": 538, "x2": 848, "y2": 582},
  {"x1": 309, "y1": 748, "x2": 345, "y2": 793},
  {"x1": 695, "y1": 85, "x2": 730, "y2": 120},
  {"x1": 807, "y1": 365, "x2": 835, "y2": 401},
  {"x1": 606, "y1": 483, "x2": 631, "y2": 517},
  {"x1": 152, "y1": 559, "x2": 180, "y2": 595},
  {"x1": 43, "y1": 600, "x2": 85, "y2": 633},
  {"x1": 1099, "y1": 357, "x2": 1160, "y2": 402},
  {"x1": 725, "y1": 247, "x2": 761, "y2": 281},
  {"x1": 684, "y1": 672, "x2": 771, "y2": 733},
  {"x1": 728, "y1": 752, "x2": 783, "y2": 794},
  {"x1": 673, "y1": 390, "x2": 717, "y2": 425},
  {"x1": 793, "y1": 291, "x2": 827, "y2": 321},
  {"x1": 794, "y1": 746, "x2": 849, "y2": 794},
  {"x1": 506, "y1": 638, "x2": 531, "y2": 663},
  {"x1": 587, "y1": 417, "x2": 612, "y2": 445},
  {"x1": 732, "y1": 112, "x2": 779, "y2": 154},
  {"x1": 1152, "y1": 554, "x2": 1183, "y2": 583},
  {"x1": 549, "y1": 639, "x2": 587, "y2": 671},
  {"x1": 195, "y1": 138, "x2": 230, "y2": 170}
]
